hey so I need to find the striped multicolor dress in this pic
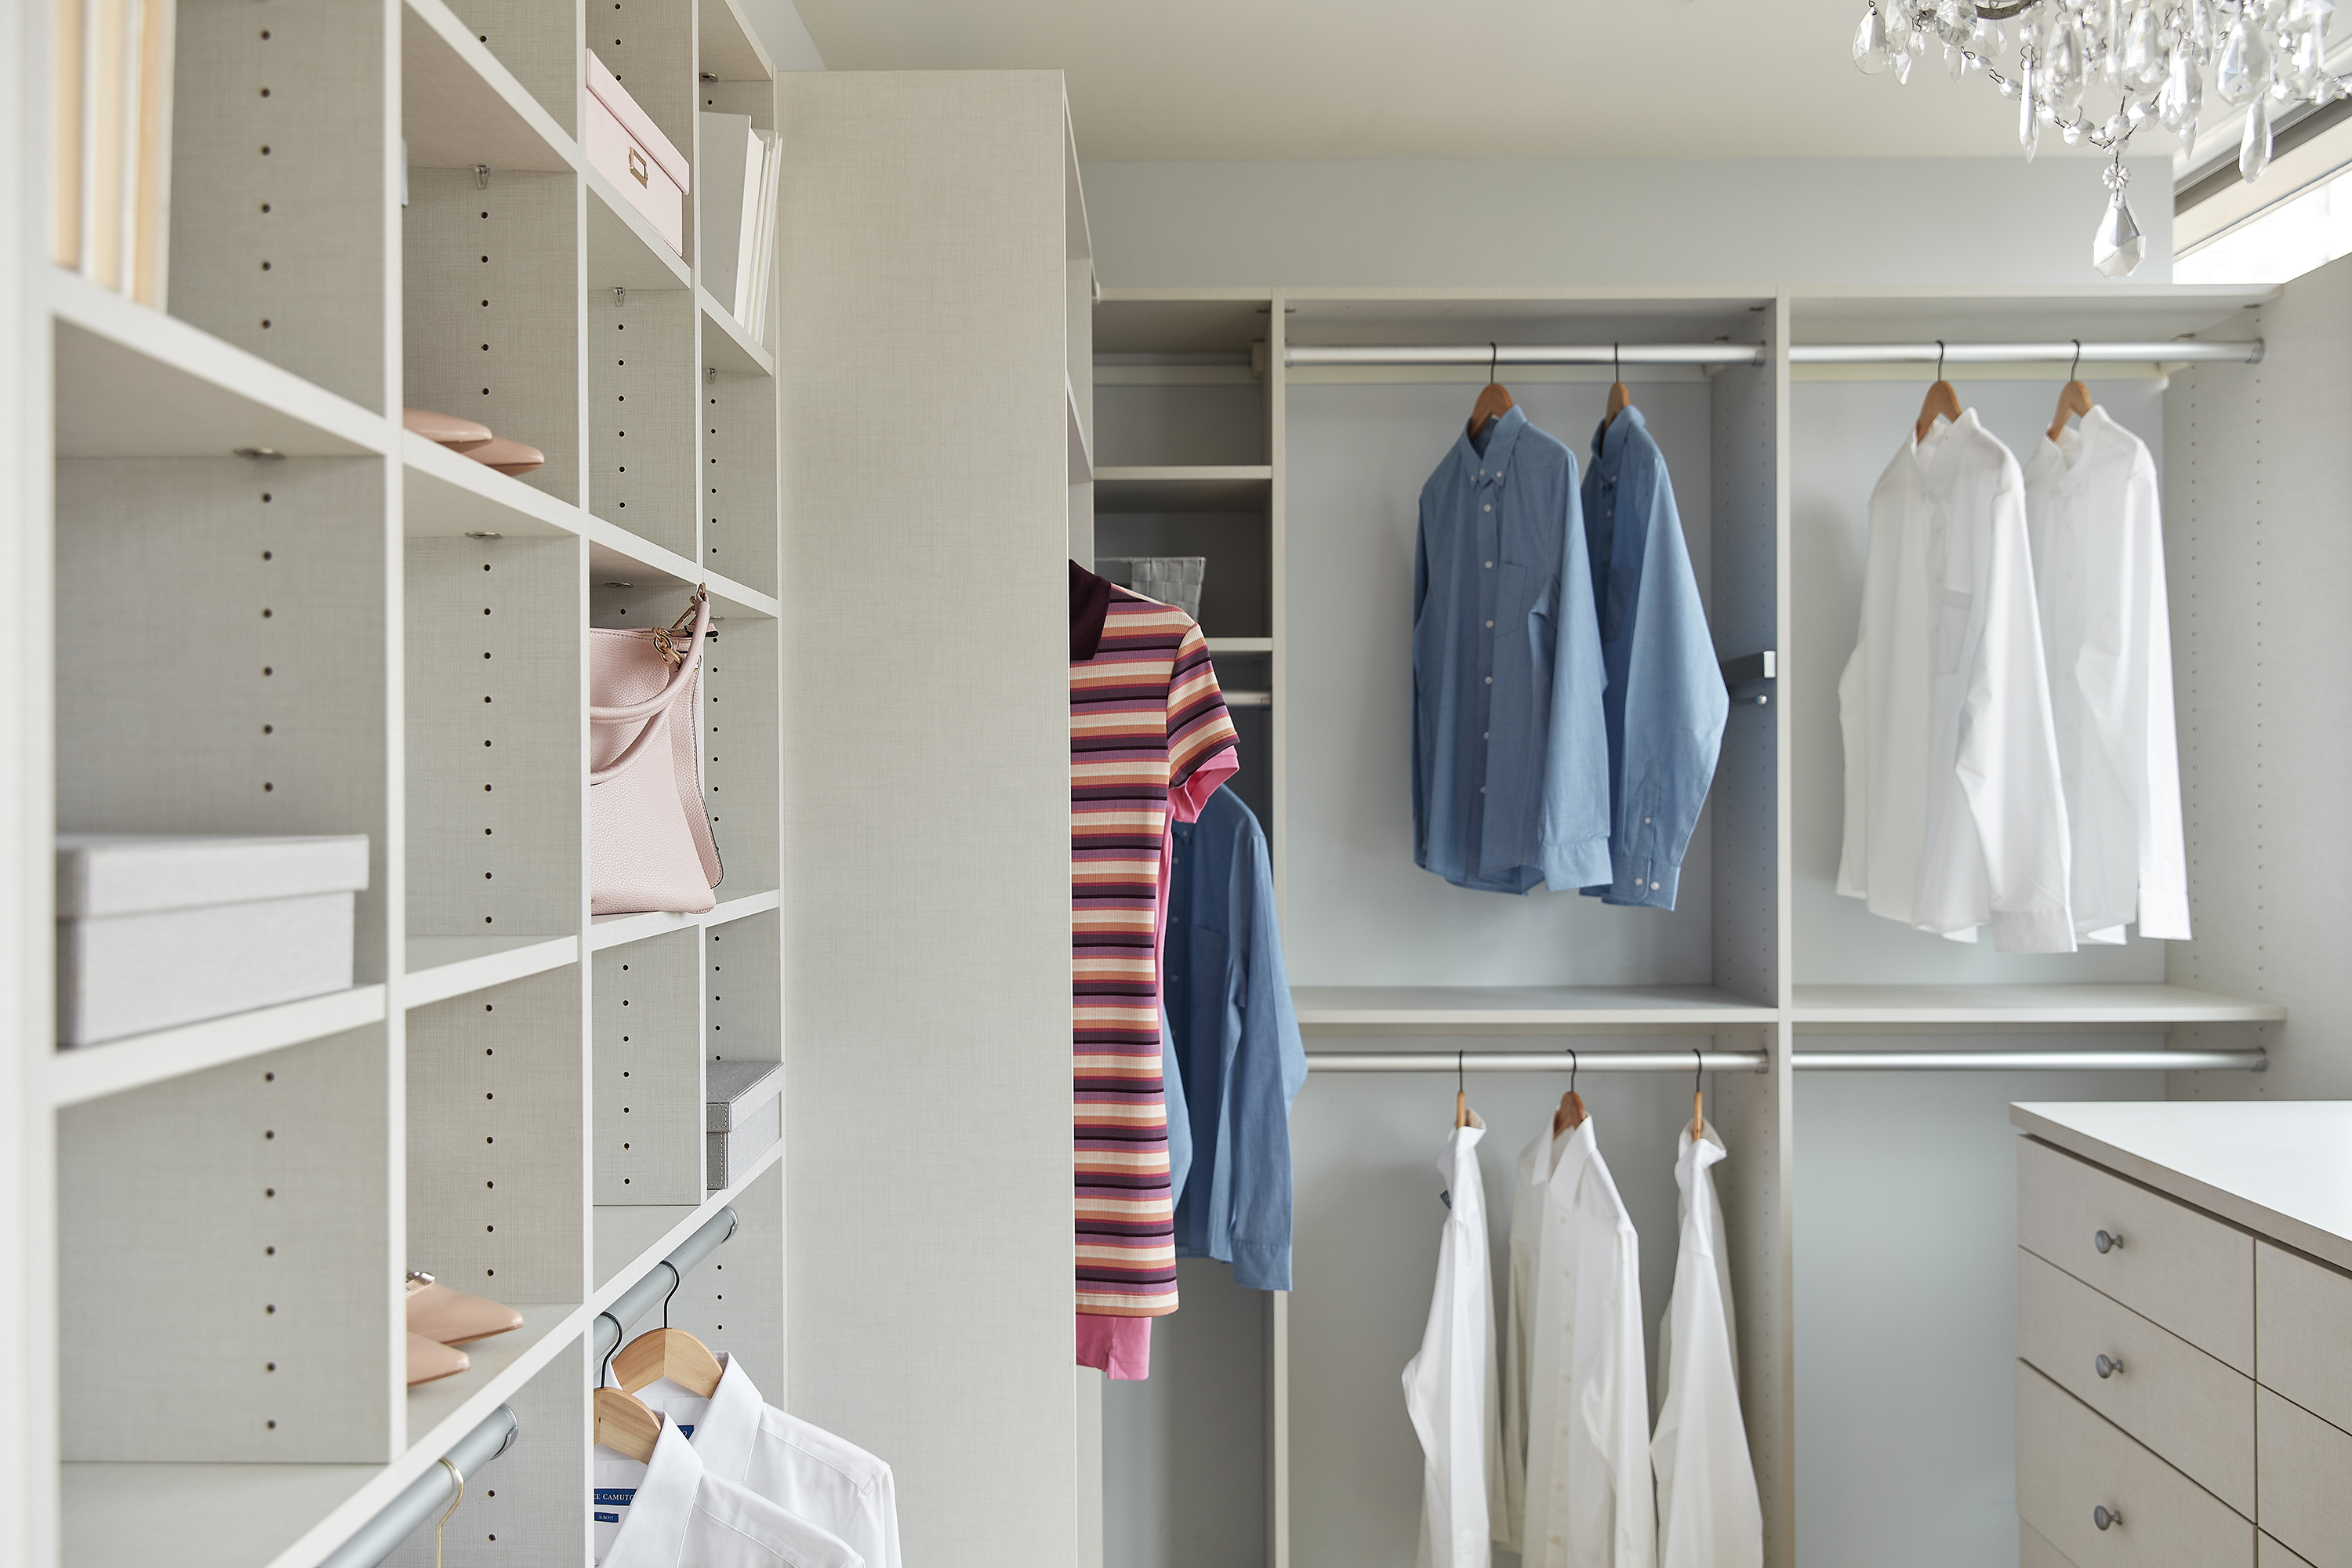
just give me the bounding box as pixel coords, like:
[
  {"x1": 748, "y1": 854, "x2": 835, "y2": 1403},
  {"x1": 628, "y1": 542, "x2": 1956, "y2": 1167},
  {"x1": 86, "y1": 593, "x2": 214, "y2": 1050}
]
[{"x1": 1071, "y1": 565, "x2": 1238, "y2": 1330}]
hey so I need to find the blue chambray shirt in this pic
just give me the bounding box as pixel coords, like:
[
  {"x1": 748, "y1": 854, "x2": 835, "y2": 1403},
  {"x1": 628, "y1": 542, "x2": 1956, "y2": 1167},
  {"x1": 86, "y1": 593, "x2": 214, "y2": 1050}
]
[
  {"x1": 1578, "y1": 408, "x2": 1729, "y2": 910},
  {"x1": 1167, "y1": 787, "x2": 1307, "y2": 1291},
  {"x1": 1413, "y1": 405, "x2": 1612, "y2": 894}
]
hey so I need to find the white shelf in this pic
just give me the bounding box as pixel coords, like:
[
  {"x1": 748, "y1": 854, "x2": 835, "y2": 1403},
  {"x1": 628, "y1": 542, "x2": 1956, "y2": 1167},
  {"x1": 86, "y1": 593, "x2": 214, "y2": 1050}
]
[
  {"x1": 50, "y1": 271, "x2": 390, "y2": 459},
  {"x1": 1291, "y1": 984, "x2": 1777, "y2": 1036},
  {"x1": 589, "y1": 889, "x2": 781, "y2": 951},
  {"x1": 1790, "y1": 983, "x2": 2285, "y2": 1031},
  {"x1": 404, "y1": 934, "x2": 579, "y2": 1009},
  {"x1": 585, "y1": 515, "x2": 782, "y2": 620},
  {"x1": 593, "y1": 1138, "x2": 785, "y2": 1294},
  {"x1": 701, "y1": 287, "x2": 775, "y2": 378},
  {"x1": 401, "y1": 429, "x2": 584, "y2": 539},
  {"x1": 63, "y1": 1460, "x2": 381, "y2": 1568},
  {"x1": 400, "y1": 0, "x2": 577, "y2": 175},
  {"x1": 586, "y1": 168, "x2": 692, "y2": 292},
  {"x1": 45, "y1": 986, "x2": 390, "y2": 1108},
  {"x1": 403, "y1": 1301, "x2": 579, "y2": 1439},
  {"x1": 1094, "y1": 465, "x2": 1272, "y2": 513}
]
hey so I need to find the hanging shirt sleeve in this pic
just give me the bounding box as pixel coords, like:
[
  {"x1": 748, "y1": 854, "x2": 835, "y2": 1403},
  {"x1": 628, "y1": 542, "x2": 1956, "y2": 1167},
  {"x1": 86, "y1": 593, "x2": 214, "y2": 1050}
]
[
  {"x1": 1413, "y1": 498, "x2": 1432, "y2": 863},
  {"x1": 1537, "y1": 469, "x2": 1613, "y2": 890},
  {"x1": 1225, "y1": 811, "x2": 1308, "y2": 1291},
  {"x1": 1955, "y1": 463, "x2": 2077, "y2": 953},
  {"x1": 2099, "y1": 441, "x2": 2190, "y2": 938},
  {"x1": 1603, "y1": 440, "x2": 1729, "y2": 909}
]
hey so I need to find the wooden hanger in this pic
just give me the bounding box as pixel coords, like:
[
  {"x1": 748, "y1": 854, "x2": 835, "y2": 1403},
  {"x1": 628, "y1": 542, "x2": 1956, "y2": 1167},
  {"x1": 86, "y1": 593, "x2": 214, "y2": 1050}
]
[
  {"x1": 1690, "y1": 1049, "x2": 1707, "y2": 1140},
  {"x1": 1453, "y1": 1050, "x2": 1471, "y2": 1129},
  {"x1": 615, "y1": 1327, "x2": 724, "y2": 1399},
  {"x1": 1468, "y1": 343, "x2": 1515, "y2": 440},
  {"x1": 1552, "y1": 1048, "x2": 1587, "y2": 1136},
  {"x1": 1600, "y1": 343, "x2": 1633, "y2": 435},
  {"x1": 2048, "y1": 339, "x2": 2094, "y2": 443},
  {"x1": 1915, "y1": 340, "x2": 1962, "y2": 443},
  {"x1": 593, "y1": 1387, "x2": 661, "y2": 1464}
]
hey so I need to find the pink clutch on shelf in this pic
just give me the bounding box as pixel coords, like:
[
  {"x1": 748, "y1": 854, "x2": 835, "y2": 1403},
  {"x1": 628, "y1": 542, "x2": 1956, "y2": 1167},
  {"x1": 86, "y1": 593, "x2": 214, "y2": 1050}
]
[{"x1": 589, "y1": 589, "x2": 721, "y2": 914}]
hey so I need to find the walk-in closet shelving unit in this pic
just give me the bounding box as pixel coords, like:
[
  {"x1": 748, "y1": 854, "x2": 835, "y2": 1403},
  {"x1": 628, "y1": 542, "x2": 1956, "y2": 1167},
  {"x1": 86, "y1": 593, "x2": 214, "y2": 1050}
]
[
  {"x1": 5, "y1": 3, "x2": 789, "y2": 1565},
  {"x1": 1091, "y1": 284, "x2": 2293, "y2": 1568}
]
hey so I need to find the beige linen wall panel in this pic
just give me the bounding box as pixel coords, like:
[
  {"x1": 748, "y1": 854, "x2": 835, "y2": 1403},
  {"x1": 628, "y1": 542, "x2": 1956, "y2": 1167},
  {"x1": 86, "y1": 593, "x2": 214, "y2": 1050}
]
[
  {"x1": 2165, "y1": 253, "x2": 2352, "y2": 1097},
  {"x1": 779, "y1": 71, "x2": 1076, "y2": 1564}
]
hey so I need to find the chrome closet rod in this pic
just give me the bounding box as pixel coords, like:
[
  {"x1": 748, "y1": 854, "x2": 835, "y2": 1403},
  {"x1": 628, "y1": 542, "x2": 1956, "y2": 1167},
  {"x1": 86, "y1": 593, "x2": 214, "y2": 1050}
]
[
  {"x1": 593, "y1": 1203, "x2": 742, "y2": 1362},
  {"x1": 316, "y1": 1405, "x2": 520, "y2": 1568},
  {"x1": 1305, "y1": 1048, "x2": 2265, "y2": 1073},
  {"x1": 1279, "y1": 339, "x2": 2263, "y2": 368}
]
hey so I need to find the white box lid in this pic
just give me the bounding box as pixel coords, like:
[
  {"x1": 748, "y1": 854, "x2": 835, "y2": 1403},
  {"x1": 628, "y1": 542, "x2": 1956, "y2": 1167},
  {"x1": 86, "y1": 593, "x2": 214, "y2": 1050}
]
[
  {"x1": 57, "y1": 833, "x2": 371, "y2": 917},
  {"x1": 586, "y1": 49, "x2": 690, "y2": 191},
  {"x1": 706, "y1": 1058, "x2": 782, "y2": 1130}
]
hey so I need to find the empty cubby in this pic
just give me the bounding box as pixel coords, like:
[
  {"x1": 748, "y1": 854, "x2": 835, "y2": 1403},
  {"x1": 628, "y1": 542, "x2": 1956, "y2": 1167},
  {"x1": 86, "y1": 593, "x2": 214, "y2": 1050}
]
[
  {"x1": 704, "y1": 907, "x2": 779, "y2": 1065},
  {"x1": 592, "y1": 928, "x2": 704, "y2": 1210}
]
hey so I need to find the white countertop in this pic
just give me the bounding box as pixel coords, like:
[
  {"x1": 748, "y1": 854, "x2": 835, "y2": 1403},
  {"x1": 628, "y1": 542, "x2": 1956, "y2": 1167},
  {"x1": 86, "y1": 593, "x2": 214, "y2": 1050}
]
[{"x1": 2012, "y1": 1101, "x2": 2352, "y2": 1273}]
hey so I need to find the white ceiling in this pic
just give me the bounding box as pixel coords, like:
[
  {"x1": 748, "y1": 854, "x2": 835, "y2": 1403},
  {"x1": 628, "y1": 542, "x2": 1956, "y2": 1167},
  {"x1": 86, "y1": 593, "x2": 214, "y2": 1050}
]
[{"x1": 790, "y1": 0, "x2": 2145, "y2": 162}]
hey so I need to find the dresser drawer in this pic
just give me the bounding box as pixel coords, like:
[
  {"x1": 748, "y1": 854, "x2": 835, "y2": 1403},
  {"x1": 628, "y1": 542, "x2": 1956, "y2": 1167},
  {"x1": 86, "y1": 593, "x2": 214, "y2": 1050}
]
[
  {"x1": 2018, "y1": 1137, "x2": 2253, "y2": 1371},
  {"x1": 2016, "y1": 1361, "x2": 2252, "y2": 1568},
  {"x1": 2258, "y1": 1241, "x2": 2352, "y2": 1434},
  {"x1": 2258, "y1": 1387, "x2": 2352, "y2": 1568},
  {"x1": 2019, "y1": 1247, "x2": 2255, "y2": 1514},
  {"x1": 2267, "y1": 1534, "x2": 2321, "y2": 1568}
]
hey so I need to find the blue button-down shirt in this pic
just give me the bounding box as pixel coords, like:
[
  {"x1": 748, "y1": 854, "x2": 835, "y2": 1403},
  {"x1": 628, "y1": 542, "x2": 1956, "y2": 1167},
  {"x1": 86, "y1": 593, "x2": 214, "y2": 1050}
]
[
  {"x1": 1413, "y1": 405, "x2": 1611, "y2": 894},
  {"x1": 1167, "y1": 787, "x2": 1306, "y2": 1291},
  {"x1": 1578, "y1": 407, "x2": 1729, "y2": 909}
]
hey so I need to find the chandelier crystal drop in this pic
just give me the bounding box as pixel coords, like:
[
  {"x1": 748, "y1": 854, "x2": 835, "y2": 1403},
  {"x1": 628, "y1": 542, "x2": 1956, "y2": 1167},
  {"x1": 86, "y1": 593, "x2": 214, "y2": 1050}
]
[{"x1": 1854, "y1": 0, "x2": 2348, "y2": 275}]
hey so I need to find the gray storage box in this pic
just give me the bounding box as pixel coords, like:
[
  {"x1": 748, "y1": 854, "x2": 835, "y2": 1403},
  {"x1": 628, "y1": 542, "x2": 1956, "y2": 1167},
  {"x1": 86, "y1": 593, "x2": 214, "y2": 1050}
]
[
  {"x1": 1096, "y1": 556, "x2": 1206, "y2": 622},
  {"x1": 707, "y1": 1058, "x2": 783, "y2": 1190},
  {"x1": 56, "y1": 834, "x2": 370, "y2": 1046}
]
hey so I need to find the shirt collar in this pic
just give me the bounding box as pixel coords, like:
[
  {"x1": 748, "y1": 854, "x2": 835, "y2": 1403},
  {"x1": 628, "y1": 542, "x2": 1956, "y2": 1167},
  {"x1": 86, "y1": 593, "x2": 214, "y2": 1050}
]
[
  {"x1": 1910, "y1": 407, "x2": 1978, "y2": 477},
  {"x1": 1530, "y1": 1113, "x2": 1595, "y2": 1187},
  {"x1": 1591, "y1": 404, "x2": 1646, "y2": 471},
  {"x1": 1454, "y1": 404, "x2": 1527, "y2": 488},
  {"x1": 1069, "y1": 560, "x2": 1112, "y2": 661},
  {"x1": 687, "y1": 1352, "x2": 766, "y2": 1483},
  {"x1": 601, "y1": 1416, "x2": 703, "y2": 1568}
]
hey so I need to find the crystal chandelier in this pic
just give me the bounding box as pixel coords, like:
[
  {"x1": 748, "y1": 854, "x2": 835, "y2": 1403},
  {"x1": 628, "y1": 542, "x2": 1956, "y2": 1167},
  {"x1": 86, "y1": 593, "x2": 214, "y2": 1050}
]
[{"x1": 1853, "y1": 0, "x2": 2348, "y2": 275}]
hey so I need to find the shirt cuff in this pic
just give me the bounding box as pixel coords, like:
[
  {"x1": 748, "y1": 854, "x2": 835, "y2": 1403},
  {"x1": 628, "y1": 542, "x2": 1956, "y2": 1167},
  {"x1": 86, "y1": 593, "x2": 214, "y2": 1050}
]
[
  {"x1": 1230, "y1": 1241, "x2": 1291, "y2": 1293},
  {"x1": 1539, "y1": 835, "x2": 1612, "y2": 894},
  {"x1": 1584, "y1": 849, "x2": 1680, "y2": 910},
  {"x1": 1991, "y1": 906, "x2": 2078, "y2": 954}
]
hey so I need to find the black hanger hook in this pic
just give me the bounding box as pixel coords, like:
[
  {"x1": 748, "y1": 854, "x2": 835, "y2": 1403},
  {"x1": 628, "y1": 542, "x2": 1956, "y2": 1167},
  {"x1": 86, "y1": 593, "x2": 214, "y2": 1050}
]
[
  {"x1": 1457, "y1": 1047, "x2": 1466, "y2": 1098},
  {"x1": 1569, "y1": 1045, "x2": 1580, "y2": 1098},
  {"x1": 1488, "y1": 342, "x2": 1498, "y2": 383},
  {"x1": 1693, "y1": 1047, "x2": 1704, "y2": 1097},
  {"x1": 1613, "y1": 341, "x2": 1621, "y2": 382},
  {"x1": 1936, "y1": 339, "x2": 1947, "y2": 381},
  {"x1": 2070, "y1": 337, "x2": 2083, "y2": 380}
]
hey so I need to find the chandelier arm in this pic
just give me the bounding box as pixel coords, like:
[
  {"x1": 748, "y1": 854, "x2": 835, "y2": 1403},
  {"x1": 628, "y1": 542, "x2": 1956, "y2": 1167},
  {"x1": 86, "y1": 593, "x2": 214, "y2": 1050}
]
[{"x1": 1970, "y1": 1, "x2": 2038, "y2": 16}]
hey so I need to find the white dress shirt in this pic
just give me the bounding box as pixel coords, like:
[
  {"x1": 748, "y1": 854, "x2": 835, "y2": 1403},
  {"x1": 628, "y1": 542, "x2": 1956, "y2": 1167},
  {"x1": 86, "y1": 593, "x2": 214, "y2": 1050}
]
[
  {"x1": 1403, "y1": 1113, "x2": 1504, "y2": 1568},
  {"x1": 1650, "y1": 1127, "x2": 1761, "y2": 1568},
  {"x1": 596, "y1": 1414, "x2": 863, "y2": 1568},
  {"x1": 1496, "y1": 1125, "x2": 1551, "y2": 1553},
  {"x1": 1838, "y1": 411, "x2": 2076, "y2": 952},
  {"x1": 2024, "y1": 406, "x2": 2190, "y2": 945},
  {"x1": 1519, "y1": 1117, "x2": 1655, "y2": 1568},
  {"x1": 634, "y1": 1354, "x2": 902, "y2": 1568}
]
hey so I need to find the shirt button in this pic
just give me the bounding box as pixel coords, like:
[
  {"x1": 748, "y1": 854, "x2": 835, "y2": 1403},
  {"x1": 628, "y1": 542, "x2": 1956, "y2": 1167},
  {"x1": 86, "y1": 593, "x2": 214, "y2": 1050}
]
[
  {"x1": 1483, "y1": 731, "x2": 1490, "y2": 739},
  {"x1": 1483, "y1": 504, "x2": 1492, "y2": 512},
  {"x1": 1483, "y1": 676, "x2": 1492, "y2": 684},
  {"x1": 1485, "y1": 619, "x2": 1494, "y2": 628},
  {"x1": 1650, "y1": 881, "x2": 1661, "y2": 890},
  {"x1": 1644, "y1": 816, "x2": 1652, "y2": 824},
  {"x1": 1485, "y1": 561, "x2": 1494, "y2": 569},
  {"x1": 1479, "y1": 786, "x2": 1486, "y2": 794}
]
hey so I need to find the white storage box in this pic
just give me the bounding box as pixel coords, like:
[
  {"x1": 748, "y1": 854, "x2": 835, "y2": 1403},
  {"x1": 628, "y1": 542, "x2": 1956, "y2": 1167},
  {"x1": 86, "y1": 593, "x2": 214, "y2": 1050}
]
[
  {"x1": 56, "y1": 833, "x2": 369, "y2": 1046},
  {"x1": 586, "y1": 50, "x2": 688, "y2": 256},
  {"x1": 706, "y1": 1058, "x2": 782, "y2": 1190}
]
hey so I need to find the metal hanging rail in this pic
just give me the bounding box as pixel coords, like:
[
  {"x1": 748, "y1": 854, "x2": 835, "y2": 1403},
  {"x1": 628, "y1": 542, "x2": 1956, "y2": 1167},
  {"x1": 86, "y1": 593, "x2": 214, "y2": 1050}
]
[
  {"x1": 1307, "y1": 1047, "x2": 2264, "y2": 1073},
  {"x1": 593, "y1": 1203, "x2": 741, "y2": 1362},
  {"x1": 317, "y1": 1405, "x2": 520, "y2": 1568},
  {"x1": 1279, "y1": 339, "x2": 2263, "y2": 368}
]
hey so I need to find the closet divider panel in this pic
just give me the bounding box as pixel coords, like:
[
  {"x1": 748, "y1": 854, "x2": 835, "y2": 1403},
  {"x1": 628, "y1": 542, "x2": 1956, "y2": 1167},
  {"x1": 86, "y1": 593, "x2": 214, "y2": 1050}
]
[
  {"x1": 404, "y1": 534, "x2": 583, "y2": 953},
  {"x1": 701, "y1": 368, "x2": 780, "y2": 595},
  {"x1": 406, "y1": 964, "x2": 586, "y2": 1308},
  {"x1": 58, "y1": 1026, "x2": 394, "y2": 1461},
  {"x1": 442, "y1": 0, "x2": 585, "y2": 138},
  {"x1": 592, "y1": 928, "x2": 704, "y2": 1212},
  {"x1": 2164, "y1": 255, "x2": 2352, "y2": 1101},
  {"x1": 385, "y1": 1332, "x2": 591, "y2": 1568},
  {"x1": 699, "y1": 616, "x2": 781, "y2": 895},
  {"x1": 403, "y1": 168, "x2": 584, "y2": 506},
  {"x1": 168, "y1": 0, "x2": 393, "y2": 411},
  {"x1": 705, "y1": 907, "x2": 780, "y2": 1065},
  {"x1": 586, "y1": 281, "x2": 698, "y2": 558},
  {"x1": 1708, "y1": 350, "x2": 1782, "y2": 1008},
  {"x1": 1711, "y1": 1019, "x2": 1795, "y2": 1568},
  {"x1": 779, "y1": 70, "x2": 1080, "y2": 1566},
  {"x1": 53, "y1": 456, "x2": 394, "y2": 984}
]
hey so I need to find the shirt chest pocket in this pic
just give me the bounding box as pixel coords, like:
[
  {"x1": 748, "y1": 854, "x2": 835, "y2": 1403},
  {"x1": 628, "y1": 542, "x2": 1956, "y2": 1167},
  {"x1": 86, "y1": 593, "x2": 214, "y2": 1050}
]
[{"x1": 1494, "y1": 562, "x2": 1544, "y2": 644}]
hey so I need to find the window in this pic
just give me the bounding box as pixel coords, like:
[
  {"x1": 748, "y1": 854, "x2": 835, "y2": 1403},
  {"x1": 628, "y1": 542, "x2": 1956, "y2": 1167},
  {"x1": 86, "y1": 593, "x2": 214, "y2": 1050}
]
[{"x1": 2175, "y1": 160, "x2": 2352, "y2": 284}]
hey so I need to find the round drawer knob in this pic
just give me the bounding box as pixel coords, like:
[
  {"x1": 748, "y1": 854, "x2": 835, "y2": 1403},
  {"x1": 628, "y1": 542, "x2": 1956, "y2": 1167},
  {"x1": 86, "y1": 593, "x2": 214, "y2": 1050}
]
[
  {"x1": 2093, "y1": 1504, "x2": 2123, "y2": 1532},
  {"x1": 2096, "y1": 1353, "x2": 2124, "y2": 1379},
  {"x1": 2094, "y1": 1229, "x2": 2125, "y2": 1254}
]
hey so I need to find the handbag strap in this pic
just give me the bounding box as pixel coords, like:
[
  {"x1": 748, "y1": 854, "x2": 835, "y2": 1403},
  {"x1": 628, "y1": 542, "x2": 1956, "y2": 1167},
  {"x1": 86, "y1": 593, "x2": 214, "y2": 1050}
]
[{"x1": 589, "y1": 590, "x2": 709, "y2": 786}]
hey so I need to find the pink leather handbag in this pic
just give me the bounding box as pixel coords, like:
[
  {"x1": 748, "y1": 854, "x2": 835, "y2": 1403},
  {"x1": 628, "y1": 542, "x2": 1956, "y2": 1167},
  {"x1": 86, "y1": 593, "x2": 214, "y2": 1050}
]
[{"x1": 590, "y1": 589, "x2": 721, "y2": 914}]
